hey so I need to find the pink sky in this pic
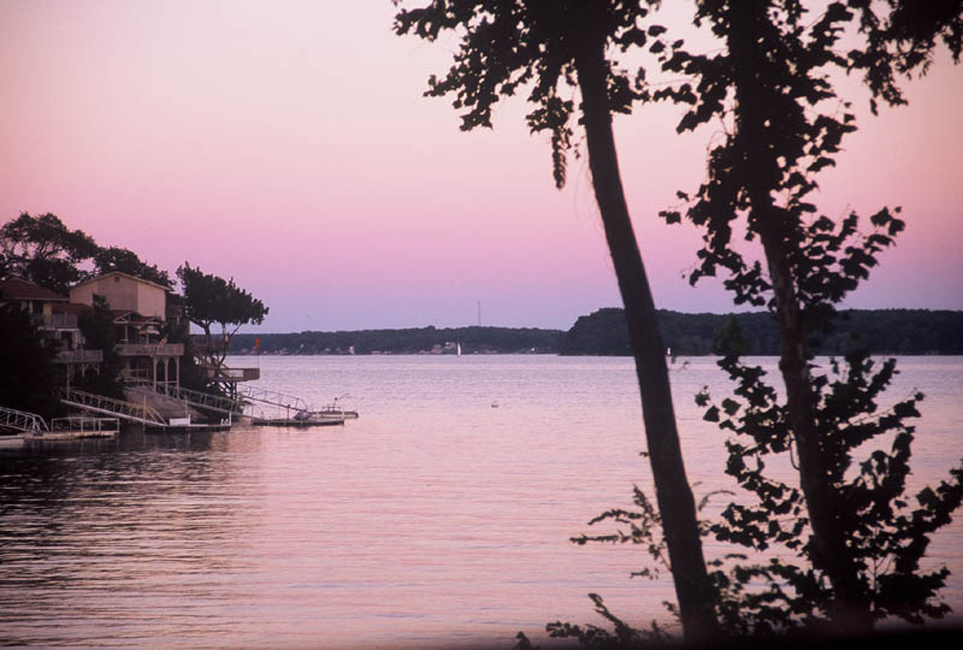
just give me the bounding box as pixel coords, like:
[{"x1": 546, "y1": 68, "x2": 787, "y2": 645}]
[{"x1": 1, "y1": 1, "x2": 961, "y2": 332}]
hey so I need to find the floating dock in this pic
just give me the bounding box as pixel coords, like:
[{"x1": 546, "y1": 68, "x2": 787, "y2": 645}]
[{"x1": 29, "y1": 416, "x2": 119, "y2": 441}]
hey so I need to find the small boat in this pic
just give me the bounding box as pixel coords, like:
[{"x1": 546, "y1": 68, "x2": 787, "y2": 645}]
[
  {"x1": 272, "y1": 409, "x2": 344, "y2": 426},
  {"x1": 314, "y1": 405, "x2": 359, "y2": 420},
  {"x1": 318, "y1": 394, "x2": 359, "y2": 419}
]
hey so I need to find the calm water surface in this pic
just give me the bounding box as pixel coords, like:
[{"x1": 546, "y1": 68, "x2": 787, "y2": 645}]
[{"x1": 1, "y1": 355, "x2": 961, "y2": 648}]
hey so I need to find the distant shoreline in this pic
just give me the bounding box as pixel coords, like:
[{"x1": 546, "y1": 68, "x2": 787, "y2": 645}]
[{"x1": 230, "y1": 308, "x2": 963, "y2": 357}]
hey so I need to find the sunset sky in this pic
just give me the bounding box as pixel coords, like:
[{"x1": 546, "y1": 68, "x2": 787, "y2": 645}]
[{"x1": 2, "y1": 1, "x2": 961, "y2": 333}]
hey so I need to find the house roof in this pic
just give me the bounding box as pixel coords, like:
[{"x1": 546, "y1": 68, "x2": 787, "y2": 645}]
[
  {"x1": 0, "y1": 276, "x2": 68, "y2": 302},
  {"x1": 71, "y1": 271, "x2": 171, "y2": 292}
]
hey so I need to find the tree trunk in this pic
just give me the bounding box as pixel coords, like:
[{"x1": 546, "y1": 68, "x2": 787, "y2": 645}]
[
  {"x1": 573, "y1": 31, "x2": 719, "y2": 643},
  {"x1": 760, "y1": 232, "x2": 870, "y2": 632},
  {"x1": 726, "y1": 1, "x2": 871, "y2": 633}
]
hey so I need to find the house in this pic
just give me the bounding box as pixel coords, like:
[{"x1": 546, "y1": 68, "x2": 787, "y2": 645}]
[
  {"x1": 70, "y1": 272, "x2": 185, "y2": 388},
  {"x1": 0, "y1": 276, "x2": 102, "y2": 386},
  {"x1": 0, "y1": 275, "x2": 67, "y2": 317},
  {"x1": 70, "y1": 271, "x2": 168, "y2": 321}
]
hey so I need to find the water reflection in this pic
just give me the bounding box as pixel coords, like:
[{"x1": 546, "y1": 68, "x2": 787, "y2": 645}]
[
  {"x1": 1, "y1": 356, "x2": 960, "y2": 648},
  {"x1": 1, "y1": 428, "x2": 267, "y2": 647}
]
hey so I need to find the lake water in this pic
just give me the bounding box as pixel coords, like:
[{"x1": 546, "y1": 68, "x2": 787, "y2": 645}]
[{"x1": 1, "y1": 355, "x2": 961, "y2": 648}]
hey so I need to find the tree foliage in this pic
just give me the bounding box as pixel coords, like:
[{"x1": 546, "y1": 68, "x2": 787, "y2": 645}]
[
  {"x1": 177, "y1": 263, "x2": 268, "y2": 374},
  {"x1": 0, "y1": 302, "x2": 61, "y2": 419},
  {"x1": 93, "y1": 246, "x2": 172, "y2": 288},
  {"x1": 395, "y1": 0, "x2": 656, "y2": 188},
  {"x1": 847, "y1": 0, "x2": 963, "y2": 114},
  {"x1": 0, "y1": 212, "x2": 98, "y2": 294},
  {"x1": 0, "y1": 212, "x2": 172, "y2": 292},
  {"x1": 76, "y1": 295, "x2": 124, "y2": 399},
  {"x1": 696, "y1": 343, "x2": 963, "y2": 629},
  {"x1": 644, "y1": 0, "x2": 963, "y2": 633}
]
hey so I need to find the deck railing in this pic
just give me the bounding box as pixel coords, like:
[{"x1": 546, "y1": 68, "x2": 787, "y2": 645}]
[
  {"x1": 50, "y1": 417, "x2": 120, "y2": 435},
  {"x1": 238, "y1": 386, "x2": 308, "y2": 413},
  {"x1": 117, "y1": 343, "x2": 185, "y2": 357},
  {"x1": 126, "y1": 380, "x2": 246, "y2": 415},
  {"x1": 55, "y1": 349, "x2": 104, "y2": 364},
  {"x1": 38, "y1": 314, "x2": 79, "y2": 329},
  {"x1": 61, "y1": 389, "x2": 167, "y2": 427}
]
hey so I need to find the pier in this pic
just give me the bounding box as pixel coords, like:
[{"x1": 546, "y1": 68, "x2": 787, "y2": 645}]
[
  {"x1": 1, "y1": 405, "x2": 120, "y2": 442},
  {"x1": 4, "y1": 383, "x2": 349, "y2": 435}
]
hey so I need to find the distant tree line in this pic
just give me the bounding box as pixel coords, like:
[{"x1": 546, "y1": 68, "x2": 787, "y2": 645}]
[
  {"x1": 559, "y1": 308, "x2": 963, "y2": 356},
  {"x1": 231, "y1": 326, "x2": 563, "y2": 355},
  {"x1": 231, "y1": 308, "x2": 963, "y2": 357}
]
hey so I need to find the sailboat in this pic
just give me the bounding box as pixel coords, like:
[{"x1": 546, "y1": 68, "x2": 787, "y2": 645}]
[{"x1": 456, "y1": 342, "x2": 462, "y2": 357}]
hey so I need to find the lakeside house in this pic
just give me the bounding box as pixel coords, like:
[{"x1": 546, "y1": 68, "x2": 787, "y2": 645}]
[
  {"x1": 4, "y1": 271, "x2": 259, "y2": 406},
  {"x1": 0, "y1": 276, "x2": 102, "y2": 388},
  {"x1": 69, "y1": 272, "x2": 185, "y2": 388}
]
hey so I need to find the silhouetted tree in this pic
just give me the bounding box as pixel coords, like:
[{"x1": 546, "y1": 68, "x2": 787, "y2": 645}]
[
  {"x1": 1, "y1": 212, "x2": 174, "y2": 292},
  {"x1": 653, "y1": 0, "x2": 963, "y2": 633},
  {"x1": 394, "y1": 1, "x2": 719, "y2": 639},
  {"x1": 94, "y1": 246, "x2": 172, "y2": 288},
  {"x1": 0, "y1": 212, "x2": 98, "y2": 293},
  {"x1": 177, "y1": 263, "x2": 268, "y2": 384},
  {"x1": 0, "y1": 302, "x2": 61, "y2": 418},
  {"x1": 76, "y1": 296, "x2": 124, "y2": 399}
]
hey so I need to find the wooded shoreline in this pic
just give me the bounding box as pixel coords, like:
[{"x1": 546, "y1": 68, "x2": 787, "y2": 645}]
[{"x1": 231, "y1": 308, "x2": 963, "y2": 357}]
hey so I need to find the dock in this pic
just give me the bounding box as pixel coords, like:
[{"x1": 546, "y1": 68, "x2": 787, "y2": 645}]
[
  {"x1": 3, "y1": 384, "x2": 357, "y2": 439},
  {"x1": 32, "y1": 416, "x2": 120, "y2": 441}
]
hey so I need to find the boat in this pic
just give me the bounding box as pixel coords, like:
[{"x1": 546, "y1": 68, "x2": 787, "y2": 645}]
[
  {"x1": 260, "y1": 409, "x2": 345, "y2": 427},
  {"x1": 314, "y1": 405, "x2": 359, "y2": 420},
  {"x1": 318, "y1": 394, "x2": 359, "y2": 419},
  {"x1": 29, "y1": 417, "x2": 120, "y2": 441}
]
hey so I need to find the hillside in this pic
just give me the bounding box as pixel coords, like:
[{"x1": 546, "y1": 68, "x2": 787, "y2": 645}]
[{"x1": 559, "y1": 308, "x2": 963, "y2": 356}]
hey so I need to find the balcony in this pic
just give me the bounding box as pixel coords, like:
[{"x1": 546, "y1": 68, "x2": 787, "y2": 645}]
[
  {"x1": 55, "y1": 349, "x2": 103, "y2": 364},
  {"x1": 116, "y1": 343, "x2": 185, "y2": 357},
  {"x1": 37, "y1": 314, "x2": 79, "y2": 329}
]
